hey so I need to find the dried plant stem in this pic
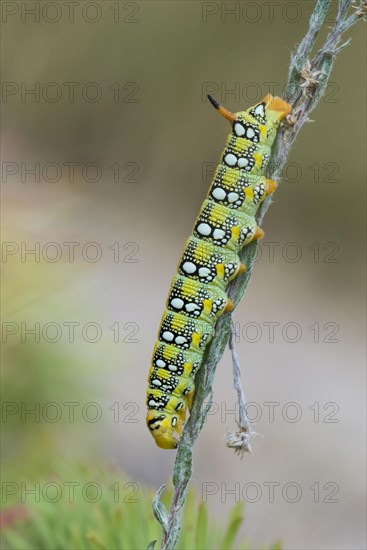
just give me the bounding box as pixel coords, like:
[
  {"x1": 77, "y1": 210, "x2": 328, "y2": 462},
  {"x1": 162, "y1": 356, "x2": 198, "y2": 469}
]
[
  {"x1": 150, "y1": 2, "x2": 365, "y2": 549},
  {"x1": 226, "y1": 320, "x2": 254, "y2": 457}
]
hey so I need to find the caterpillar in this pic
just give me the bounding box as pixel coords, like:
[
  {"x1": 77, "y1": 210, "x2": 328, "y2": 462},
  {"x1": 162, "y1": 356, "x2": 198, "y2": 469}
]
[{"x1": 146, "y1": 94, "x2": 292, "y2": 449}]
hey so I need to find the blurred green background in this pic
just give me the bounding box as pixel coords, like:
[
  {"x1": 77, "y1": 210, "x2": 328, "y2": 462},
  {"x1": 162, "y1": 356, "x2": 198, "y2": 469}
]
[{"x1": 1, "y1": 1, "x2": 366, "y2": 549}]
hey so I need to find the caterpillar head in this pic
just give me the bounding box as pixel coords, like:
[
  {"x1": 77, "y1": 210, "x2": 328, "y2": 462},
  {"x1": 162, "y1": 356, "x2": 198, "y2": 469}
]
[
  {"x1": 262, "y1": 94, "x2": 292, "y2": 122},
  {"x1": 146, "y1": 410, "x2": 179, "y2": 449},
  {"x1": 263, "y1": 94, "x2": 292, "y2": 121}
]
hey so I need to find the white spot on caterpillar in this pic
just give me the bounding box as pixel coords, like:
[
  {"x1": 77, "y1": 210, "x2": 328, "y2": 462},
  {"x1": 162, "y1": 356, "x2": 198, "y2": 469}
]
[
  {"x1": 182, "y1": 261, "x2": 196, "y2": 274},
  {"x1": 156, "y1": 359, "x2": 166, "y2": 368},
  {"x1": 212, "y1": 187, "x2": 226, "y2": 201},
  {"x1": 185, "y1": 303, "x2": 199, "y2": 312},
  {"x1": 148, "y1": 399, "x2": 159, "y2": 407},
  {"x1": 171, "y1": 417, "x2": 177, "y2": 426},
  {"x1": 254, "y1": 104, "x2": 265, "y2": 117},
  {"x1": 246, "y1": 128, "x2": 255, "y2": 139},
  {"x1": 198, "y1": 267, "x2": 211, "y2": 277},
  {"x1": 227, "y1": 192, "x2": 239, "y2": 203},
  {"x1": 213, "y1": 228, "x2": 226, "y2": 240},
  {"x1": 152, "y1": 379, "x2": 162, "y2": 386},
  {"x1": 234, "y1": 123, "x2": 245, "y2": 137},
  {"x1": 197, "y1": 222, "x2": 212, "y2": 236},
  {"x1": 224, "y1": 153, "x2": 237, "y2": 166},
  {"x1": 171, "y1": 298, "x2": 184, "y2": 310},
  {"x1": 168, "y1": 364, "x2": 178, "y2": 371},
  {"x1": 175, "y1": 336, "x2": 186, "y2": 345},
  {"x1": 162, "y1": 331, "x2": 174, "y2": 342},
  {"x1": 237, "y1": 157, "x2": 249, "y2": 168}
]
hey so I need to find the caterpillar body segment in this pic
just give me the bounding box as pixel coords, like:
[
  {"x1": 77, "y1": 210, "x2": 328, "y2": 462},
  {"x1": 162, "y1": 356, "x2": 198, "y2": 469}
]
[
  {"x1": 178, "y1": 236, "x2": 243, "y2": 288},
  {"x1": 193, "y1": 199, "x2": 259, "y2": 252},
  {"x1": 167, "y1": 275, "x2": 230, "y2": 322},
  {"x1": 146, "y1": 94, "x2": 292, "y2": 449}
]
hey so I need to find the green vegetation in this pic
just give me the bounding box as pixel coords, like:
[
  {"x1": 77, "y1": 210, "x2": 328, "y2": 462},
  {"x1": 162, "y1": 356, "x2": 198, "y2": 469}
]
[{"x1": 1, "y1": 464, "x2": 281, "y2": 550}]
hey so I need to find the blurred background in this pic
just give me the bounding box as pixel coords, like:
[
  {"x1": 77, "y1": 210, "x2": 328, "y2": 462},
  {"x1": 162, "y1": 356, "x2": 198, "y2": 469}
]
[{"x1": 1, "y1": 1, "x2": 366, "y2": 549}]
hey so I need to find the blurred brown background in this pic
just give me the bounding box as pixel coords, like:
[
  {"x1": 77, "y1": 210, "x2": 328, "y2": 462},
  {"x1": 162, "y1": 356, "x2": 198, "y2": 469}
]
[{"x1": 1, "y1": 1, "x2": 366, "y2": 549}]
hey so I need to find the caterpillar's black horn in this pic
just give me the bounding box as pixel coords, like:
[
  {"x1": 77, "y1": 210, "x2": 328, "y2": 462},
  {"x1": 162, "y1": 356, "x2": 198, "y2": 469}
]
[
  {"x1": 207, "y1": 94, "x2": 220, "y2": 110},
  {"x1": 207, "y1": 95, "x2": 236, "y2": 123}
]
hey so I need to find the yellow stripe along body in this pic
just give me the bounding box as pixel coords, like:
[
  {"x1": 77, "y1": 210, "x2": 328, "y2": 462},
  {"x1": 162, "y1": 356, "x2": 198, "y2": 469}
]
[{"x1": 146, "y1": 95, "x2": 291, "y2": 449}]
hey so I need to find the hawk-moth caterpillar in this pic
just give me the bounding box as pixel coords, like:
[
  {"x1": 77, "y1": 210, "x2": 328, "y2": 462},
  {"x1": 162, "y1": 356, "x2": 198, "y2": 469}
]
[{"x1": 146, "y1": 94, "x2": 292, "y2": 449}]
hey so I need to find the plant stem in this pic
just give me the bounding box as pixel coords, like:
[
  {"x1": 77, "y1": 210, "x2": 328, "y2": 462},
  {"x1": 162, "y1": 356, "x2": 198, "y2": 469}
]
[{"x1": 151, "y1": 2, "x2": 365, "y2": 548}]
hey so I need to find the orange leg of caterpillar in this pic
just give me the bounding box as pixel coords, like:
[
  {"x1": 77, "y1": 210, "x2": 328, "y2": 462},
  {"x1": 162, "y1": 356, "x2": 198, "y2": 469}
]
[
  {"x1": 237, "y1": 262, "x2": 246, "y2": 275},
  {"x1": 185, "y1": 389, "x2": 195, "y2": 412},
  {"x1": 265, "y1": 178, "x2": 278, "y2": 196},
  {"x1": 175, "y1": 416, "x2": 184, "y2": 436},
  {"x1": 253, "y1": 227, "x2": 264, "y2": 240}
]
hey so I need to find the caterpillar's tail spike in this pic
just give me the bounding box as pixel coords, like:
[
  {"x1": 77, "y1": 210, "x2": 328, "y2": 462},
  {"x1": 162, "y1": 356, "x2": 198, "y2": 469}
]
[
  {"x1": 207, "y1": 94, "x2": 237, "y2": 123},
  {"x1": 238, "y1": 262, "x2": 246, "y2": 274},
  {"x1": 207, "y1": 94, "x2": 220, "y2": 110}
]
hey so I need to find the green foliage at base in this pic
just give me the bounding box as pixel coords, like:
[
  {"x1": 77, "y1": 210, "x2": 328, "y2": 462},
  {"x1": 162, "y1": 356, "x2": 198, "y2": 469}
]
[{"x1": 1, "y1": 464, "x2": 281, "y2": 550}]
